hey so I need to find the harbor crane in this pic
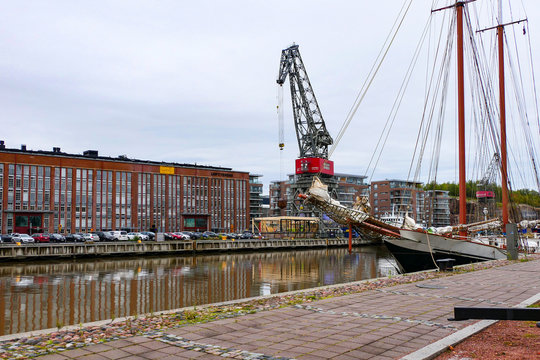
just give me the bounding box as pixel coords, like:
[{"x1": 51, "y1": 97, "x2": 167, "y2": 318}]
[{"x1": 277, "y1": 44, "x2": 338, "y2": 218}]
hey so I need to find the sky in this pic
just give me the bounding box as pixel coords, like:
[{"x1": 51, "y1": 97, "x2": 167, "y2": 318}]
[{"x1": 1, "y1": 0, "x2": 539, "y2": 194}]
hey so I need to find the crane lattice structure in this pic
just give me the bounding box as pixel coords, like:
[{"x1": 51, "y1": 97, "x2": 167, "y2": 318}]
[{"x1": 277, "y1": 44, "x2": 338, "y2": 221}]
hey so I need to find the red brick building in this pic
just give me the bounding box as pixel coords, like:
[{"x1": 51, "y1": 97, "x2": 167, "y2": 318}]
[
  {"x1": 370, "y1": 179, "x2": 425, "y2": 223},
  {"x1": 0, "y1": 143, "x2": 250, "y2": 234}
]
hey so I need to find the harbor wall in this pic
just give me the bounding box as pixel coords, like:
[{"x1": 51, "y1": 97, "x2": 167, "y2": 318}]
[{"x1": 0, "y1": 238, "x2": 376, "y2": 261}]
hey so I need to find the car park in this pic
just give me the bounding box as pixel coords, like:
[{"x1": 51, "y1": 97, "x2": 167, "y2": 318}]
[{"x1": 31, "y1": 233, "x2": 50, "y2": 243}]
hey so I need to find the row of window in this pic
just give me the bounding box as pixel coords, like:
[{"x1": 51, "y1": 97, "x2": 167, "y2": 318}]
[{"x1": 0, "y1": 164, "x2": 248, "y2": 234}]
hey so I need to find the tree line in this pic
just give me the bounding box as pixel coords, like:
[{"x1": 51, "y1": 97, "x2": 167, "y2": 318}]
[{"x1": 423, "y1": 181, "x2": 540, "y2": 208}]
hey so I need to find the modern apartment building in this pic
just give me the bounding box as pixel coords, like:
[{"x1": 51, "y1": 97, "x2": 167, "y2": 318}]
[
  {"x1": 424, "y1": 190, "x2": 451, "y2": 227},
  {"x1": 249, "y1": 174, "x2": 264, "y2": 220},
  {"x1": 370, "y1": 179, "x2": 425, "y2": 223},
  {"x1": 269, "y1": 173, "x2": 369, "y2": 217},
  {"x1": 0, "y1": 142, "x2": 251, "y2": 234}
]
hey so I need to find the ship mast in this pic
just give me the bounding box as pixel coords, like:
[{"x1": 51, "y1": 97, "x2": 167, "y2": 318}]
[
  {"x1": 456, "y1": 2, "x2": 467, "y2": 231},
  {"x1": 432, "y1": 1, "x2": 469, "y2": 234},
  {"x1": 478, "y1": 1, "x2": 527, "y2": 225},
  {"x1": 497, "y1": 0, "x2": 509, "y2": 226}
]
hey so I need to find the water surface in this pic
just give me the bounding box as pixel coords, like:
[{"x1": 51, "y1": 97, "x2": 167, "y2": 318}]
[{"x1": 0, "y1": 246, "x2": 398, "y2": 335}]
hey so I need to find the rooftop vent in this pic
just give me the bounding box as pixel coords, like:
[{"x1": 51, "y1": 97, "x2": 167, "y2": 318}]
[
  {"x1": 83, "y1": 150, "x2": 98, "y2": 158},
  {"x1": 118, "y1": 154, "x2": 128, "y2": 160},
  {"x1": 0, "y1": 140, "x2": 5, "y2": 150},
  {"x1": 53, "y1": 147, "x2": 61, "y2": 153},
  {"x1": 21, "y1": 144, "x2": 26, "y2": 151}
]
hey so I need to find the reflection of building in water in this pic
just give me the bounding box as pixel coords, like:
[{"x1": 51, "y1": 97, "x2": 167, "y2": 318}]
[
  {"x1": 0, "y1": 248, "x2": 397, "y2": 335},
  {"x1": 0, "y1": 257, "x2": 251, "y2": 335}
]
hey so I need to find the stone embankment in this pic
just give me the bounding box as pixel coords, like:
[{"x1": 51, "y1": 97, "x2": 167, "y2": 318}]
[{"x1": 0, "y1": 238, "x2": 374, "y2": 261}]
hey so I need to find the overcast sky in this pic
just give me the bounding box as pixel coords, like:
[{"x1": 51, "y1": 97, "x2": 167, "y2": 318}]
[{"x1": 1, "y1": 1, "x2": 539, "y2": 194}]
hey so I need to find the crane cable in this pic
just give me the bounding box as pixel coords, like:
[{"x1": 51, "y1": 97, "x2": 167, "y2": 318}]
[
  {"x1": 277, "y1": 85, "x2": 285, "y2": 181},
  {"x1": 328, "y1": 0, "x2": 413, "y2": 159}
]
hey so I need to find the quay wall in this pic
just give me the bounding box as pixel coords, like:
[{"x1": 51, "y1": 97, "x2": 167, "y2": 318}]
[{"x1": 0, "y1": 238, "x2": 376, "y2": 261}]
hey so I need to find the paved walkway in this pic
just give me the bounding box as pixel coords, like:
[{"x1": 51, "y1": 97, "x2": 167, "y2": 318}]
[{"x1": 35, "y1": 258, "x2": 540, "y2": 360}]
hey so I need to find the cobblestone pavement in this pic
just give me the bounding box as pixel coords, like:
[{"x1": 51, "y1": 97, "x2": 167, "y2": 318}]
[{"x1": 15, "y1": 258, "x2": 540, "y2": 359}]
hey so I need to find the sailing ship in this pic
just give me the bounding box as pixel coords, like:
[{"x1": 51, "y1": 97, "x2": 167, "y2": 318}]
[{"x1": 300, "y1": 1, "x2": 540, "y2": 272}]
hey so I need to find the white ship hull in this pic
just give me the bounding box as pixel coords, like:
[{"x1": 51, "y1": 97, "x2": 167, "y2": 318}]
[{"x1": 383, "y1": 229, "x2": 507, "y2": 272}]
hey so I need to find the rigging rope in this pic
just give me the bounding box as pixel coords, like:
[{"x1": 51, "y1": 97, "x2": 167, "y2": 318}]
[{"x1": 328, "y1": 0, "x2": 413, "y2": 159}]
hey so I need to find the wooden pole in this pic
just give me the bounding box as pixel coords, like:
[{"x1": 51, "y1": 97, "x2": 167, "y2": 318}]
[
  {"x1": 348, "y1": 223, "x2": 352, "y2": 254},
  {"x1": 457, "y1": 3, "x2": 467, "y2": 236}
]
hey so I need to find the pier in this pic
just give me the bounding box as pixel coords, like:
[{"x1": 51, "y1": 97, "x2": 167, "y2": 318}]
[{"x1": 0, "y1": 238, "x2": 376, "y2": 260}]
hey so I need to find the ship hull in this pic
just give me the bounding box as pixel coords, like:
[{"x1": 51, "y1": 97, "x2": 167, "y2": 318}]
[{"x1": 384, "y1": 229, "x2": 507, "y2": 273}]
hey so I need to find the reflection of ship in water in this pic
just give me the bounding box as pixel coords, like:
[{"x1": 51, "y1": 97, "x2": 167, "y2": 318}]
[{"x1": 0, "y1": 247, "x2": 396, "y2": 335}]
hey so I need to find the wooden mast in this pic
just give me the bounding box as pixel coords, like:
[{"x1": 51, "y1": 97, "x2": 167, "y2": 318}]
[
  {"x1": 498, "y1": 25, "x2": 509, "y2": 225},
  {"x1": 477, "y1": 2, "x2": 527, "y2": 226},
  {"x1": 456, "y1": 2, "x2": 467, "y2": 233},
  {"x1": 497, "y1": 2, "x2": 509, "y2": 226}
]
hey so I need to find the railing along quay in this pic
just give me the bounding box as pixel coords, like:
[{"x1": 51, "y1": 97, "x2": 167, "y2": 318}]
[{"x1": 0, "y1": 238, "x2": 376, "y2": 261}]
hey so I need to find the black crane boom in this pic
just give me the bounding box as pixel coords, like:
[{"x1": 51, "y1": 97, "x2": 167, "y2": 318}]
[{"x1": 277, "y1": 44, "x2": 333, "y2": 159}]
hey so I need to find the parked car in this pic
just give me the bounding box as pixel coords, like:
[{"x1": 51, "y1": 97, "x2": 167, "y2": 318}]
[
  {"x1": 165, "y1": 232, "x2": 183, "y2": 240},
  {"x1": 13, "y1": 234, "x2": 35, "y2": 243},
  {"x1": 109, "y1": 231, "x2": 129, "y2": 241},
  {"x1": 46, "y1": 233, "x2": 66, "y2": 242},
  {"x1": 163, "y1": 232, "x2": 176, "y2": 240},
  {"x1": 31, "y1": 233, "x2": 50, "y2": 243},
  {"x1": 0, "y1": 234, "x2": 12, "y2": 243},
  {"x1": 127, "y1": 232, "x2": 148, "y2": 241},
  {"x1": 188, "y1": 232, "x2": 202, "y2": 240},
  {"x1": 202, "y1": 231, "x2": 218, "y2": 239},
  {"x1": 174, "y1": 232, "x2": 190, "y2": 240},
  {"x1": 81, "y1": 233, "x2": 99, "y2": 242},
  {"x1": 10, "y1": 233, "x2": 24, "y2": 242},
  {"x1": 94, "y1": 231, "x2": 115, "y2": 242},
  {"x1": 140, "y1": 231, "x2": 155, "y2": 240},
  {"x1": 65, "y1": 233, "x2": 84, "y2": 242},
  {"x1": 240, "y1": 231, "x2": 254, "y2": 239}
]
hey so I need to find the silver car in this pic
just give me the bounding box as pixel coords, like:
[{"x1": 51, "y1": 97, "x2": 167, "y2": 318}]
[
  {"x1": 82, "y1": 233, "x2": 100, "y2": 242},
  {"x1": 10, "y1": 233, "x2": 35, "y2": 243}
]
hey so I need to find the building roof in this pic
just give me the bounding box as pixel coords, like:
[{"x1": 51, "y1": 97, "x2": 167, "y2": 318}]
[{"x1": 0, "y1": 144, "x2": 247, "y2": 173}]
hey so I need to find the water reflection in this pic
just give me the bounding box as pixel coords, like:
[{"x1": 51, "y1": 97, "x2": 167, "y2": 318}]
[{"x1": 0, "y1": 246, "x2": 397, "y2": 335}]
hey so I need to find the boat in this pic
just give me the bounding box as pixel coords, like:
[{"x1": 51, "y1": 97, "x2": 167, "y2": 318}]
[{"x1": 301, "y1": 1, "x2": 540, "y2": 272}]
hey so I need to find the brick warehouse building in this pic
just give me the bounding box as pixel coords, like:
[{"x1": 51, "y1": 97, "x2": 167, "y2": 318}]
[{"x1": 0, "y1": 143, "x2": 250, "y2": 235}]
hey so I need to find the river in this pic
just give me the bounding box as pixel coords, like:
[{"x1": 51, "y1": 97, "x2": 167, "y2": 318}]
[{"x1": 0, "y1": 245, "x2": 398, "y2": 335}]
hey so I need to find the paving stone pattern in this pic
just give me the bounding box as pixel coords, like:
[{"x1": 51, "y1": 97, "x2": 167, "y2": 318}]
[{"x1": 29, "y1": 259, "x2": 540, "y2": 359}]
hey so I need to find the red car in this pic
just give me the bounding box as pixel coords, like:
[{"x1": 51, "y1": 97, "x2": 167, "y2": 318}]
[{"x1": 31, "y1": 233, "x2": 50, "y2": 243}]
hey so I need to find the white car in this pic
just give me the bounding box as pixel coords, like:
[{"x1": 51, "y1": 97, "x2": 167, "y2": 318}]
[
  {"x1": 109, "y1": 231, "x2": 129, "y2": 241},
  {"x1": 82, "y1": 233, "x2": 100, "y2": 242},
  {"x1": 10, "y1": 233, "x2": 35, "y2": 243},
  {"x1": 127, "y1": 232, "x2": 148, "y2": 241}
]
